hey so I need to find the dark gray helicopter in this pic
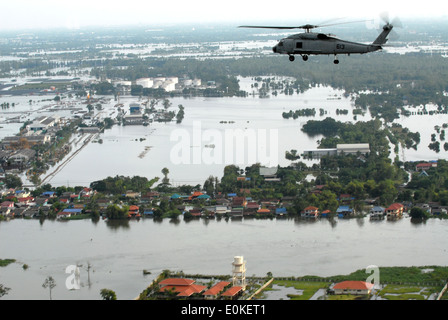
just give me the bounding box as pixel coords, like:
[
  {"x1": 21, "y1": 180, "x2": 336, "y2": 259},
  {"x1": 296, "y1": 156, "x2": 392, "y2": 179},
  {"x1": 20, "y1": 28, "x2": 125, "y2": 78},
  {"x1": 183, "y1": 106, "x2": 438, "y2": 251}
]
[{"x1": 239, "y1": 16, "x2": 399, "y2": 64}]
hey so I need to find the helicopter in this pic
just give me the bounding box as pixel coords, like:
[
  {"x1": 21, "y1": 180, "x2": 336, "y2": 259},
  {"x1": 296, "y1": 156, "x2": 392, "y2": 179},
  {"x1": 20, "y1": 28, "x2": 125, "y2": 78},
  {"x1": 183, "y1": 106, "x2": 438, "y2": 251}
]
[{"x1": 239, "y1": 16, "x2": 399, "y2": 64}]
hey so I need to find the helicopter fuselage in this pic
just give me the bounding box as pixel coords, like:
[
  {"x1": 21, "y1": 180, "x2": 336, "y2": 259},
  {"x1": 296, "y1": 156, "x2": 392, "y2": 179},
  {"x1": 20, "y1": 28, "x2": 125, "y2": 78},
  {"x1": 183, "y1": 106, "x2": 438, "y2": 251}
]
[
  {"x1": 240, "y1": 21, "x2": 394, "y2": 63},
  {"x1": 272, "y1": 33, "x2": 381, "y2": 57}
]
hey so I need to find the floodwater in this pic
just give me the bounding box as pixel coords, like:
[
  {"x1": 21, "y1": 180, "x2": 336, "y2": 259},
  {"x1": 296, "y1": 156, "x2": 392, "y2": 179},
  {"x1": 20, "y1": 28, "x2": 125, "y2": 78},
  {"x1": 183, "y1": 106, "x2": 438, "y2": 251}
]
[
  {"x1": 2, "y1": 81, "x2": 448, "y2": 300},
  {"x1": 2, "y1": 81, "x2": 446, "y2": 187},
  {"x1": 0, "y1": 216, "x2": 447, "y2": 300}
]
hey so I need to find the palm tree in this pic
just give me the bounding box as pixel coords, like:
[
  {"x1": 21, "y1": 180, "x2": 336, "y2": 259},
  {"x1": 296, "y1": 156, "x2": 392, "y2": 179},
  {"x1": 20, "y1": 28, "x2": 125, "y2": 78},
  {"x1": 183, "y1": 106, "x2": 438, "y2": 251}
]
[
  {"x1": 42, "y1": 276, "x2": 56, "y2": 300},
  {"x1": 162, "y1": 167, "x2": 170, "y2": 186}
]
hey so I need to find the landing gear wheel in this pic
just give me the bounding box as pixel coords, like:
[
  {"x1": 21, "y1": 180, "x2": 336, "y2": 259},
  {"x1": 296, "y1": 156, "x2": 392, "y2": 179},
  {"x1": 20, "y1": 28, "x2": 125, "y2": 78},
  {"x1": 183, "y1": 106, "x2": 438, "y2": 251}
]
[
  {"x1": 302, "y1": 55, "x2": 308, "y2": 61},
  {"x1": 289, "y1": 55, "x2": 295, "y2": 62},
  {"x1": 333, "y1": 55, "x2": 339, "y2": 64}
]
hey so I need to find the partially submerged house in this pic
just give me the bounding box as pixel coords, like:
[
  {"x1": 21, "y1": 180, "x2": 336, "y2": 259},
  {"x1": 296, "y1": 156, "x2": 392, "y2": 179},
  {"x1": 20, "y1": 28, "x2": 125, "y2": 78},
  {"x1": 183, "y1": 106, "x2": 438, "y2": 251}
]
[
  {"x1": 302, "y1": 206, "x2": 319, "y2": 218},
  {"x1": 386, "y1": 203, "x2": 404, "y2": 220},
  {"x1": 369, "y1": 206, "x2": 385, "y2": 220},
  {"x1": 336, "y1": 205, "x2": 353, "y2": 218}
]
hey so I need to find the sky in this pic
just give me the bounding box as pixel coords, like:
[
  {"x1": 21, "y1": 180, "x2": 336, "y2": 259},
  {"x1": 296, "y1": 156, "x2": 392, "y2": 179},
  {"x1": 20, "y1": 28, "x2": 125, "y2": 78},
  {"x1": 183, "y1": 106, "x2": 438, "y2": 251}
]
[{"x1": 0, "y1": 0, "x2": 446, "y2": 31}]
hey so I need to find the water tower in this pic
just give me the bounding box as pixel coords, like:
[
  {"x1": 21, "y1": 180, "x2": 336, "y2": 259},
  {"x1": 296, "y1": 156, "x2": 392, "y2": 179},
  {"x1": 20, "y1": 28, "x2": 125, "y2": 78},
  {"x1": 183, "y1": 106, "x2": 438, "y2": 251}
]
[{"x1": 232, "y1": 256, "x2": 246, "y2": 290}]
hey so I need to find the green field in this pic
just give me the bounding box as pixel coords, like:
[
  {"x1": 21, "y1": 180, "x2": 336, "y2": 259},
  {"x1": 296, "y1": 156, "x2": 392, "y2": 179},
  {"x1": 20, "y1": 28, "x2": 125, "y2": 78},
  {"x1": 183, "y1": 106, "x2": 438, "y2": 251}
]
[{"x1": 259, "y1": 266, "x2": 448, "y2": 300}]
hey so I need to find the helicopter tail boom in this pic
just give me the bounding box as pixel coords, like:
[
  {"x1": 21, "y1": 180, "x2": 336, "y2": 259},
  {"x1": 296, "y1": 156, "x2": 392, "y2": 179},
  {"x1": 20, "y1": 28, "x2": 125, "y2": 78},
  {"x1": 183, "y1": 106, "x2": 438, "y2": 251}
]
[{"x1": 372, "y1": 23, "x2": 393, "y2": 46}]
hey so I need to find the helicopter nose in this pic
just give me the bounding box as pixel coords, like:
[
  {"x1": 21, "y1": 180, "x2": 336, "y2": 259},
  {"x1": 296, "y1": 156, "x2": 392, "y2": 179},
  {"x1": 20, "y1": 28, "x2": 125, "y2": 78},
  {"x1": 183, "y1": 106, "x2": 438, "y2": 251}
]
[{"x1": 273, "y1": 46, "x2": 277, "y2": 53}]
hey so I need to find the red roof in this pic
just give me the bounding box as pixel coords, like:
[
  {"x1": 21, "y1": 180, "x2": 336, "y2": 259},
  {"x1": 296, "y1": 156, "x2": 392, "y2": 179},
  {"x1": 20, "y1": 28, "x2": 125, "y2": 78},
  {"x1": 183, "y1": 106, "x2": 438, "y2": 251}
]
[
  {"x1": 221, "y1": 286, "x2": 242, "y2": 296},
  {"x1": 161, "y1": 284, "x2": 207, "y2": 296},
  {"x1": 203, "y1": 281, "x2": 230, "y2": 296},
  {"x1": 159, "y1": 278, "x2": 195, "y2": 286},
  {"x1": 1, "y1": 201, "x2": 14, "y2": 207},
  {"x1": 386, "y1": 203, "x2": 404, "y2": 211},
  {"x1": 333, "y1": 281, "x2": 374, "y2": 290},
  {"x1": 129, "y1": 205, "x2": 139, "y2": 211},
  {"x1": 246, "y1": 202, "x2": 259, "y2": 209},
  {"x1": 304, "y1": 206, "x2": 318, "y2": 211},
  {"x1": 17, "y1": 196, "x2": 34, "y2": 202},
  {"x1": 177, "y1": 285, "x2": 207, "y2": 297},
  {"x1": 189, "y1": 191, "x2": 204, "y2": 200},
  {"x1": 416, "y1": 162, "x2": 431, "y2": 167}
]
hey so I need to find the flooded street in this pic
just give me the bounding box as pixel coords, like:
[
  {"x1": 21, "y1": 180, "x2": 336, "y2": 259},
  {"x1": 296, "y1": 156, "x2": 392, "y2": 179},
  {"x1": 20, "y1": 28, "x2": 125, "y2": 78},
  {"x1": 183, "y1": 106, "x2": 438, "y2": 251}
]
[{"x1": 0, "y1": 216, "x2": 447, "y2": 300}]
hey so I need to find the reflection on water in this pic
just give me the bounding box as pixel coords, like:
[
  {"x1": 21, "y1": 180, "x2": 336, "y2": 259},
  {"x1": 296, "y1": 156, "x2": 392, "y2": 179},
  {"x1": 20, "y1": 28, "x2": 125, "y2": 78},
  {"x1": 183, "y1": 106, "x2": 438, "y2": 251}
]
[{"x1": 0, "y1": 217, "x2": 447, "y2": 300}]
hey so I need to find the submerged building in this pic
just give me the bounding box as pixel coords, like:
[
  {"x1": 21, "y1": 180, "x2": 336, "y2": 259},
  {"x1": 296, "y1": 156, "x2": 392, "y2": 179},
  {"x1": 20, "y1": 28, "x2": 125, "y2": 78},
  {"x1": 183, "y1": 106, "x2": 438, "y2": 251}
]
[{"x1": 304, "y1": 143, "x2": 370, "y2": 159}]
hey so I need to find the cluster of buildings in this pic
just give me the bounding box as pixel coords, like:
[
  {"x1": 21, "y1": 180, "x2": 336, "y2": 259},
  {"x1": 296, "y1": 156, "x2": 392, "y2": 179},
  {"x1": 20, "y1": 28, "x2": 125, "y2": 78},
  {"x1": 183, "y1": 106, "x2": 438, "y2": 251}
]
[
  {"x1": 2, "y1": 116, "x2": 61, "y2": 149},
  {"x1": 135, "y1": 77, "x2": 180, "y2": 92},
  {"x1": 148, "y1": 256, "x2": 246, "y2": 300},
  {"x1": 113, "y1": 77, "x2": 202, "y2": 94},
  {"x1": 149, "y1": 254, "x2": 378, "y2": 300},
  {"x1": 0, "y1": 187, "x2": 94, "y2": 219},
  {"x1": 0, "y1": 116, "x2": 66, "y2": 174},
  {"x1": 169, "y1": 191, "x2": 291, "y2": 219}
]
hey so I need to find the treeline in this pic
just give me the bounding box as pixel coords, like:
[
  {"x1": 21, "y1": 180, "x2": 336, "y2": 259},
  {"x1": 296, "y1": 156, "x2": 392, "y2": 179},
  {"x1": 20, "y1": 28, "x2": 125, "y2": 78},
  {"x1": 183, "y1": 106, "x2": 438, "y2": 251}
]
[
  {"x1": 302, "y1": 117, "x2": 420, "y2": 158},
  {"x1": 85, "y1": 52, "x2": 448, "y2": 100},
  {"x1": 403, "y1": 160, "x2": 448, "y2": 204},
  {"x1": 89, "y1": 175, "x2": 160, "y2": 194}
]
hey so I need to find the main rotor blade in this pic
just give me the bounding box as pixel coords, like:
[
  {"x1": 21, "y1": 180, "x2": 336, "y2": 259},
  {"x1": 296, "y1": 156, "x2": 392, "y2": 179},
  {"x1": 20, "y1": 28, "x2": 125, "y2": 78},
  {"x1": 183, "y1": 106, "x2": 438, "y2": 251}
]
[
  {"x1": 239, "y1": 19, "x2": 372, "y2": 31},
  {"x1": 238, "y1": 25, "x2": 301, "y2": 29},
  {"x1": 318, "y1": 19, "x2": 374, "y2": 28}
]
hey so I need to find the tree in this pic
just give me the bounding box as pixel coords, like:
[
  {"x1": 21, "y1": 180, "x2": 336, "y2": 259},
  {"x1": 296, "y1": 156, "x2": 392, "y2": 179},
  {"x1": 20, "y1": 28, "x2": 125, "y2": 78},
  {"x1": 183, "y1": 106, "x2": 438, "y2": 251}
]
[
  {"x1": 5, "y1": 174, "x2": 22, "y2": 189},
  {"x1": 409, "y1": 207, "x2": 430, "y2": 220},
  {"x1": 0, "y1": 284, "x2": 11, "y2": 298},
  {"x1": 100, "y1": 288, "x2": 117, "y2": 300},
  {"x1": 285, "y1": 149, "x2": 300, "y2": 161},
  {"x1": 105, "y1": 204, "x2": 129, "y2": 220},
  {"x1": 42, "y1": 276, "x2": 56, "y2": 300},
  {"x1": 161, "y1": 167, "x2": 170, "y2": 186},
  {"x1": 162, "y1": 99, "x2": 172, "y2": 110},
  {"x1": 203, "y1": 175, "x2": 217, "y2": 195}
]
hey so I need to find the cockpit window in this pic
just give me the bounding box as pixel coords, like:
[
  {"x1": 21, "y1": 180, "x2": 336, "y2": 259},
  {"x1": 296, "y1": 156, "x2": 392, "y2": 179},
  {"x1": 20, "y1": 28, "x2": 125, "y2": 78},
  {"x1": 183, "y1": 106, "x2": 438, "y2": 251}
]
[{"x1": 278, "y1": 41, "x2": 284, "y2": 46}]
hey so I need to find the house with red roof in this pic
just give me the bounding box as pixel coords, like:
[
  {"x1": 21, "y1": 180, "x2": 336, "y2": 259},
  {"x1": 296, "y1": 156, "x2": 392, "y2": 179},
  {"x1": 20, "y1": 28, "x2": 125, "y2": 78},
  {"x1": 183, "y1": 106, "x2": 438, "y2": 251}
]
[
  {"x1": 128, "y1": 205, "x2": 140, "y2": 218},
  {"x1": 188, "y1": 191, "x2": 204, "y2": 201},
  {"x1": 232, "y1": 196, "x2": 247, "y2": 207},
  {"x1": 302, "y1": 206, "x2": 319, "y2": 218},
  {"x1": 257, "y1": 208, "x2": 271, "y2": 215},
  {"x1": 386, "y1": 203, "x2": 404, "y2": 220},
  {"x1": 321, "y1": 209, "x2": 331, "y2": 217},
  {"x1": 244, "y1": 202, "x2": 259, "y2": 216},
  {"x1": 332, "y1": 281, "x2": 374, "y2": 295},
  {"x1": 1, "y1": 201, "x2": 15, "y2": 208},
  {"x1": 415, "y1": 162, "x2": 437, "y2": 171},
  {"x1": 16, "y1": 196, "x2": 35, "y2": 207},
  {"x1": 188, "y1": 208, "x2": 202, "y2": 217},
  {"x1": 159, "y1": 278, "x2": 207, "y2": 297},
  {"x1": 203, "y1": 281, "x2": 231, "y2": 300},
  {"x1": 221, "y1": 286, "x2": 243, "y2": 300},
  {"x1": 1, "y1": 201, "x2": 15, "y2": 217}
]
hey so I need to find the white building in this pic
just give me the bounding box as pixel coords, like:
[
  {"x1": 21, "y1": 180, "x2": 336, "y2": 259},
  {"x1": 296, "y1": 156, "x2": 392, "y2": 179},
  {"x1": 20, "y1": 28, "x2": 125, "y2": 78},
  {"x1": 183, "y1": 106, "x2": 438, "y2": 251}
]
[
  {"x1": 337, "y1": 143, "x2": 370, "y2": 155},
  {"x1": 162, "y1": 82, "x2": 176, "y2": 92},
  {"x1": 136, "y1": 78, "x2": 154, "y2": 88}
]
